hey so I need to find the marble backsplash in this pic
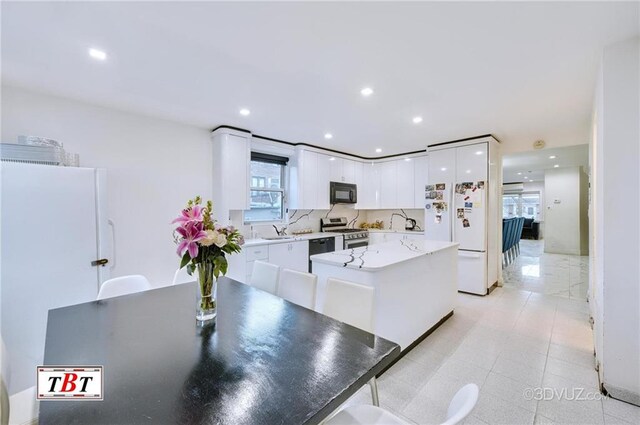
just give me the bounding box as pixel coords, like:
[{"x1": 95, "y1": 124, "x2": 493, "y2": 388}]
[
  {"x1": 365, "y1": 209, "x2": 424, "y2": 232},
  {"x1": 229, "y1": 206, "x2": 425, "y2": 238}
]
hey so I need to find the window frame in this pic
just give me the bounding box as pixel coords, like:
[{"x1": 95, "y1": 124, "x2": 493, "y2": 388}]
[{"x1": 243, "y1": 154, "x2": 288, "y2": 225}]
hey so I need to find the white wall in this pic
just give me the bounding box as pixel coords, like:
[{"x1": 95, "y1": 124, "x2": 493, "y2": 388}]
[
  {"x1": 1, "y1": 86, "x2": 212, "y2": 286},
  {"x1": 544, "y1": 166, "x2": 588, "y2": 255},
  {"x1": 591, "y1": 37, "x2": 640, "y2": 405}
]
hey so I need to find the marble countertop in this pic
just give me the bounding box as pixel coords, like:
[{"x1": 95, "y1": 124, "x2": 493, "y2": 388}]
[
  {"x1": 243, "y1": 232, "x2": 342, "y2": 247},
  {"x1": 367, "y1": 229, "x2": 425, "y2": 234},
  {"x1": 310, "y1": 239, "x2": 458, "y2": 270}
]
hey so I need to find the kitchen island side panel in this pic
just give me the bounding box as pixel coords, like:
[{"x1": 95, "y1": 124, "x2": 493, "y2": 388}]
[{"x1": 313, "y1": 245, "x2": 457, "y2": 349}]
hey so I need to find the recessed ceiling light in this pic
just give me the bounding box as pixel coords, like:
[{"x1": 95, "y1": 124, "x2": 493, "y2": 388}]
[
  {"x1": 88, "y1": 48, "x2": 107, "y2": 61},
  {"x1": 324, "y1": 133, "x2": 333, "y2": 140},
  {"x1": 475, "y1": 151, "x2": 483, "y2": 155},
  {"x1": 412, "y1": 116, "x2": 423, "y2": 124},
  {"x1": 524, "y1": 176, "x2": 529, "y2": 179},
  {"x1": 329, "y1": 157, "x2": 336, "y2": 161},
  {"x1": 517, "y1": 172, "x2": 522, "y2": 175},
  {"x1": 239, "y1": 108, "x2": 250, "y2": 116},
  {"x1": 405, "y1": 158, "x2": 412, "y2": 162},
  {"x1": 549, "y1": 155, "x2": 557, "y2": 159},
  {"x1": 554, "y1": 164, "x2": 559, "y2": 168},
  {"x1": 360, "y1": 87, "x2": 374, "y2": 97},
  {"x1": 375, "y1": 148, "x2": 382, "y2": 153},
  {"x1": 466, "y1": 170, "x2": 471, "y2": 174},
  {"x1": 440, "y1": 167, "x2": 447, "y2": 171}
]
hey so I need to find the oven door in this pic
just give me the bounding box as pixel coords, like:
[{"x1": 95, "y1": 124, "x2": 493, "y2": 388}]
[{"x1": 344, "y1": 237, "x2": 368, "y2": 249}]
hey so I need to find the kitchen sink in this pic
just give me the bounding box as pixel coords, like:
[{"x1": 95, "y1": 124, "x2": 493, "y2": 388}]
[{"x1": 262, "y1": 236, "x2": 295, "y2": 240}]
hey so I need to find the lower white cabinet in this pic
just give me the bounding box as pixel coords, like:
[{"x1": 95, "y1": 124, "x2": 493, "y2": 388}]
[
  {"x1": 368, "y1": 232, "x2": 424, "y2": 246},
  {"x1": 268, "y1": 240, "x2": 309, "y2": 273}
]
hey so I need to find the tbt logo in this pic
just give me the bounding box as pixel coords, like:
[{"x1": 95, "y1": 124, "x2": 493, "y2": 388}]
[{"x1": 37, "y1": 366, "x2": 103, "y2": 400}]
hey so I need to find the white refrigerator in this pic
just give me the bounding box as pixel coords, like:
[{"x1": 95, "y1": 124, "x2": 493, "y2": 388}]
[
  {"x1": 1, "y1": 162, "x2": 111, "y2": 398},
  {"x1": 425, "y1": 137, "x2": 500, "y2": 295}
]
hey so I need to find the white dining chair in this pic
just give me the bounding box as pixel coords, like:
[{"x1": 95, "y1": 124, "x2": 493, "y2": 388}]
[
  {"x1": 326, "y1": 383, "x2": 479, "y2": 425},
  {"x1": 322, "y1": 278, "x2": 379, "y2": 406},
  {"x1": 277, "y1": 268, "x2": 317, "y2": 309},
  {"x1": 249, "y1": 261, "x2": 280, "y2": 294},
  {"x1": 97, "y1": 275, "x2": 151, "y2": 300},
  {"x1": 172, "y1": 267, "x2": 196, "y2": 285},
  {"x1": 323, "y1": 278, "x2": 375, "y2": 332}
]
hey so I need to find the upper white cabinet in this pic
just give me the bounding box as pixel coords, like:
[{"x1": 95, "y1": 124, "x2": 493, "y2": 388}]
[
  {"x1": 328, "y1": 156, "x2": 356, "y2": 184},
  {"x1": 428, "y1": 148, "x2": 456, "y2": 184},
  {"x1": 211, "y1": 129, "x2": 250, "y2": 223},
  {"x1": 379, "y1": 161, "x2": 397, "y2": 209},
  {"x1": 290, "y1": 148, "x2": 429, "y2": 211},
  {"x1": 396, "y1": 159, "x2": 415, "y2": 209},
  {"x1": 456, "y1": 143, "x2": 488, "y2": 182},
  {"x1": 378, "y1": 158, "x2": 417, "y2": 209},
  {"x1": 357, "y1": 161, "x2": 380, "y2": 209},
  {"x1": 316, "y1": 154, "x2": 331, "y2": 209},
  {"x1": 290, "y1": 149, "x2": 330, "y2": 210},
  {"x1": 342, "y1": 159, "x2": 356, "y2": 183},
  {"x1": 414, "y1": 156, "x2": 428, "y2": 208}
]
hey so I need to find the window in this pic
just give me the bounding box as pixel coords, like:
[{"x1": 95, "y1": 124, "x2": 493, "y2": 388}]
[
  {"x1": 244, "y1": 153, "x2": 288, "y2": 223},
  {"x1": 502, "y1": 192, "x2": 541, "y2": 219}
]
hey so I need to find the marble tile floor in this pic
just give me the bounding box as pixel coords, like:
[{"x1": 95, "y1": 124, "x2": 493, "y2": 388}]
[
  {"x1": 502, "y1": 240, "x2": 589, "y2": 300},
  {"x1": 340, "y1": 287, "x2": 640, "y2": 425}
]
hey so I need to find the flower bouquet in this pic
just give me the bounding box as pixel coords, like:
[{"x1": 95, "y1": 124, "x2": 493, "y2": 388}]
[{"x1": 172, "y1": 196, "x2": 244, "y2": 322}]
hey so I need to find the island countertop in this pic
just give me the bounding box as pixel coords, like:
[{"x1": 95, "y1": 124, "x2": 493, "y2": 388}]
[{"x1": 310, "y1": 239, "x2": 459, "y2": 271}]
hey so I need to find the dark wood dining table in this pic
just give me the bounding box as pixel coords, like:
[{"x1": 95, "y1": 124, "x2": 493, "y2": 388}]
[{"x1": 39, "y1": 277, "x2": 400, "y2": 424}]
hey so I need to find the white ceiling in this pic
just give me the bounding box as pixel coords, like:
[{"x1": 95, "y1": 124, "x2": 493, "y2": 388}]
[
  {"x1": 2, "y1": 2, "x2": 638, "y2": 157},
  {"x1": 503, "y1": 144, "x2": 589, "y2": 183}
]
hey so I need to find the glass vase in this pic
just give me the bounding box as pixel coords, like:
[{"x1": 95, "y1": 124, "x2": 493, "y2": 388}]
[{"x1": 196, "y1": 261, "x2": 217, "y2": 323}]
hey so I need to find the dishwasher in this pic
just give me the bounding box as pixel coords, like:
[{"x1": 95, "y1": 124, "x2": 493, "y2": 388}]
[{"x1": 308, "y1": 237, "x2": 335, "y2": 272}]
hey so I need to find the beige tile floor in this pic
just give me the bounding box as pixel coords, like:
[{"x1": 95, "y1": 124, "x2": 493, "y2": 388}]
[{"x1": 341, "y1": 242, "x2": 640, "y2": 424}]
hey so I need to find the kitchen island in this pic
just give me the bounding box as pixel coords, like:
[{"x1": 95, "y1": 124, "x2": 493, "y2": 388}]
[{"x1": 311, "y1": 239, "x2": 458, "y2": 350}]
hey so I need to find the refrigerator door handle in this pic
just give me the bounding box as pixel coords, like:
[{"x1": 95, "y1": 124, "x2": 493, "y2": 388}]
[{"x1": 108, "y1": 219, "x2": 116, "y2": 271}]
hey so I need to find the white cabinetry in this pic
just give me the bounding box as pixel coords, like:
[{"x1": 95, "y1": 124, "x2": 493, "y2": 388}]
[
  {"x1": 316, "y1": 154, "x2": 331, "y2": 209},
  {"x1": 227, "y1": 240, "x2": 309, "y2": 284},
  {"x1": 378, "y1": 158, "x2": 418, "y2": 209},
  {"x1": 329, "y1": 157, "x2": 357, "y2": 184},
  {"x1": 357, "y1": 162, "x2": 380, "y2": 209},
  {"x1": 414, "y1": 156, "x2": 428, "y2": 208},
  {"x1": 268, "y1": 240, "x2": 309, "y2": 273},
  {"x1": 379, "y1": 161, "x2": 397, "y2": 209},
  {"x1": 396, "y1": 159, "x2": 415, "y2": 208},
  {"x1": 290, "y1": 149, "x2": 330, "y2": 210},
  {"x1": 368, "y1": 232, "x2": 386, "y2": 245},
  {"x1": 291, "y1": 148, "x2": 429, "y2": 211},
  {"x1": 211, "y1": 129, "x2": 250, "y2": 223}
]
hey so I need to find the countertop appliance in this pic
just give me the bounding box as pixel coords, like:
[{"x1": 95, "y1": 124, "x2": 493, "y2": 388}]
[
  {"x1": 320, "y1": 217, "x2": 368, "y2": 249},
  {"x1": 425, "y1": 136, "x2": 501, "y2": 295},
  {"x1": 330, "y1": 181, "x2": 357, "y2": 204},
  {"x1": 1, "y1": 162, "x2": 112, "y2": 396},
  {"x1": 308, "y1": 236, "x2": 336, "y2": 272},
  {"x1": 405, "y1": 218, "x2": 417, "y2": 231}
]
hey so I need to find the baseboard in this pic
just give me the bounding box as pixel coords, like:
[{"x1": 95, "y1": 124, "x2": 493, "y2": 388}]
[
  {"x1": 602, "y1": 383, "x2": 640, "y2": 407},
  {"x1": 9, "y1": 385, "x2": 39, "y2": 425},
  {"x1": 377, "y1": 310, "x2": 454, "y2": 377}
]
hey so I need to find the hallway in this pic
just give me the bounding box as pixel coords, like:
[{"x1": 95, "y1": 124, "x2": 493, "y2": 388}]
[{"x1": 503, "y1": 240, "x2": 589, "y2": 300}]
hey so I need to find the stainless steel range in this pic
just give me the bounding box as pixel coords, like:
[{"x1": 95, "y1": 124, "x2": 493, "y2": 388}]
[{"x1": 320, "y1": 217, "x2": 369, "y2": 249}]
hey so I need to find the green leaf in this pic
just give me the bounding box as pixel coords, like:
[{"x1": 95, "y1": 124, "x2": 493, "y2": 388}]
[
  {"x1": 179, "y1": 252, "x2": 191, "y2": 269},
  {"x1": 214, "y1": 256, "x2": 228, "y2": 277}
]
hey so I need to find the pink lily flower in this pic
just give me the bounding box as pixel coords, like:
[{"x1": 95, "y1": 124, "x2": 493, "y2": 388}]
[
  {"x1": 172, "y1": 205, "x2": 203, "y2": 226},
  {"x1": 176, "y1": 222, "x2": 207, "y2": 258}
]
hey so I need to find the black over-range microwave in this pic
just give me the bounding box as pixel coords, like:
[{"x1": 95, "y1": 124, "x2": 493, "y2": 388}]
[{"x1": 330, "y1": 181, "x2": 357, "y2": 204}]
